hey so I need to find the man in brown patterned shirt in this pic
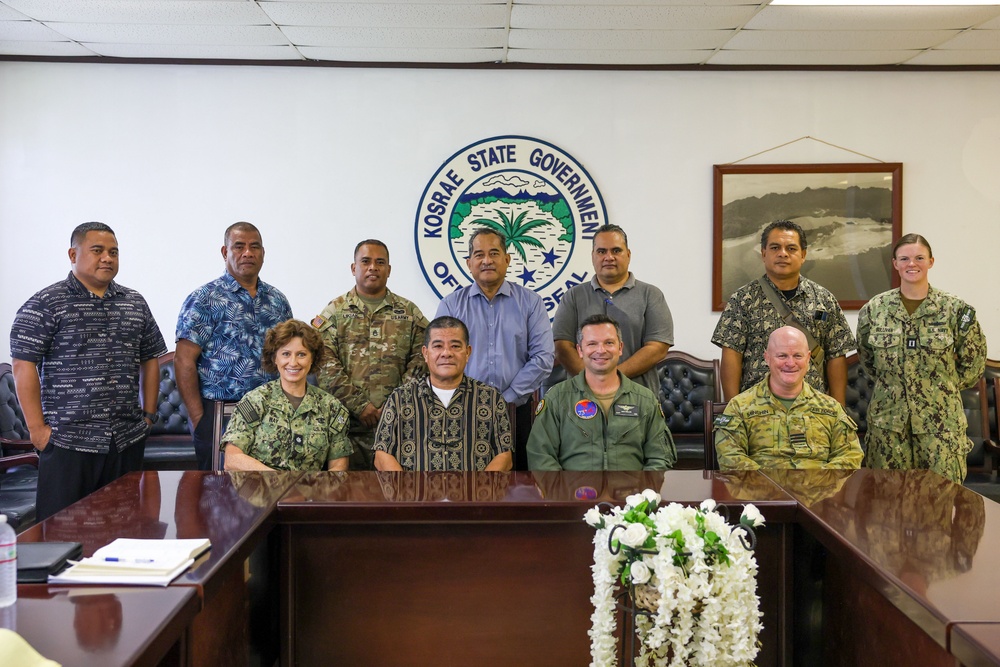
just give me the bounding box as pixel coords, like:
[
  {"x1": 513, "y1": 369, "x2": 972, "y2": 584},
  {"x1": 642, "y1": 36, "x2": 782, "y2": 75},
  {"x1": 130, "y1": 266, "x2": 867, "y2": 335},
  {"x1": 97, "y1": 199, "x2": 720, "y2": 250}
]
[
  {"x1": 372, "y1": 316, "x2": 512, "y2": 472},
  {"x1": 711, "y1": 220, "x2": 855, "y2": 405}
]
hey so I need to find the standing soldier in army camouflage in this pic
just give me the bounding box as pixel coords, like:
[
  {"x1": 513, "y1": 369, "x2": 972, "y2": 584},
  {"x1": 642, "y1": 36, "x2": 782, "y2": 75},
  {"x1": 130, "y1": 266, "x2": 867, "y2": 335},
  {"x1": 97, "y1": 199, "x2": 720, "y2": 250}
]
[
  {"x1": 311, "y1": 240, "x2": 429, "y2": 470},
  {"x1": 857, "y1": 234, "x2": 987, "y2": 484},
  {"x1": 714, "y1": 326, "x2": 863, "y2": 471}
]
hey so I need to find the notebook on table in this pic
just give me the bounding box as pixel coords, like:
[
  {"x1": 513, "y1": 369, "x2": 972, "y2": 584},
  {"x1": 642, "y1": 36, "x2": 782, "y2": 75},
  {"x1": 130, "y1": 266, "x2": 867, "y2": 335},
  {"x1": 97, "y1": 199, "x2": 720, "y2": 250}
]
[
  {"x1": 47, "y1": 538, "x2": 211, "y2": 587},
  {"x1": 16, "y1": 542, "x2": 83, "y2": 584}
]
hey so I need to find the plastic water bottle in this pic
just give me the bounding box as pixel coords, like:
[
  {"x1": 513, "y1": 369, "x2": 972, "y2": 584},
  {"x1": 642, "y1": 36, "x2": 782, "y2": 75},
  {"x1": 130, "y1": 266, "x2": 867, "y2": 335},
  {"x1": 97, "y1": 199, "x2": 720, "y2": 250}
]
[{"x1": 0, "y1": 515, "x2": 16, "y2": 607}]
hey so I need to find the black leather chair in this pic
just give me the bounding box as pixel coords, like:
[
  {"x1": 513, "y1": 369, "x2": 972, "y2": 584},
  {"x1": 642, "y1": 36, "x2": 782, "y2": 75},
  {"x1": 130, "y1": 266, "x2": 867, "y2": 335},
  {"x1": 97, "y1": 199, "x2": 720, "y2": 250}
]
[
  {"x1": 844, "y1": 352, "x2": 876, "y2": 443},
  {"x1": 144, "y1": 351, "x2": 198, "y2": 470},
  {"x1": 985, "y1": 359, "x2": 1000, "y2": 447},
  {"x1": 963, "y1": 376, "x2": 993, "y2": 476},
  {"x1": 211, "y1": 400, "x2": 239, "y2": 471},
  {"x1": 701, "y1": 400, "x2": 727, "y2": 471},
  {"x1": 0, "y1": 362, "x2": 38, "y2": 530},
  {"x1": 656, "y1": 351, "x2": 722, "y2": 470}
]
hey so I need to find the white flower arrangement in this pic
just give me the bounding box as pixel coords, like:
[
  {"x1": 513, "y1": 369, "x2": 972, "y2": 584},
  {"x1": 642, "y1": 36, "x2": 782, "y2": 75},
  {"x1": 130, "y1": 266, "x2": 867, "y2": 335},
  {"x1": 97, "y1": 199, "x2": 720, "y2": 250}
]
[{"x1": 585, "y1": 490, "x2": 764, "y2": 667}]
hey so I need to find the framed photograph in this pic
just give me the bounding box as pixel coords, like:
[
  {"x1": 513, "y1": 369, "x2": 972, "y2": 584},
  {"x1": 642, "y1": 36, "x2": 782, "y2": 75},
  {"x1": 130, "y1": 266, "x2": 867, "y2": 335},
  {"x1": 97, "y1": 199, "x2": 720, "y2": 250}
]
[{"x1": 713, "y1": 163, "x2": 902, "y2": 311}]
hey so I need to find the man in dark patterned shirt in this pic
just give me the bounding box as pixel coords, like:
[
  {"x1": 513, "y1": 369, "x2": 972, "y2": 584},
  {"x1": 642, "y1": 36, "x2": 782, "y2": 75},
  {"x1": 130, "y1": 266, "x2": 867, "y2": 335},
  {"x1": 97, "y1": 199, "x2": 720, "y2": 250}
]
[
  {"x1": 175, "y1": 222, "x2": 292, "y2": 469},
  {"x1": 10, "y1": 222, "x2": 167, "y2": 520},
  {"x1": 372, "y1": 316, "x2": 512, "y2": 472},
  {"x1": 711, "y1": 220, "x2": 855, "y2": 405}
]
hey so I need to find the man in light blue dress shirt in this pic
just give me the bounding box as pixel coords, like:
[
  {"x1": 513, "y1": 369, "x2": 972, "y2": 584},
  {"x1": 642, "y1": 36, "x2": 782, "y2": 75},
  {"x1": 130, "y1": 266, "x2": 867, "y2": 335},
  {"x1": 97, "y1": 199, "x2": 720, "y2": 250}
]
[{"x1": 436, "y1": 228, "x2": 555, "y2": 469}]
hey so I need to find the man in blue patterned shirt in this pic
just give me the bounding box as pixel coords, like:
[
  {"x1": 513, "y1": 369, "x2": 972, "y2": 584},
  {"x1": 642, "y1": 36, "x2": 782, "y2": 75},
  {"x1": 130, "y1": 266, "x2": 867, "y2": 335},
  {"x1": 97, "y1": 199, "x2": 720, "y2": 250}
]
[
  {"x1": 175, "y1": 222, "x2": 293, "y2": 469},
  {"x1": 11, "y1": 222, "x2": 167, "y2": 520}
]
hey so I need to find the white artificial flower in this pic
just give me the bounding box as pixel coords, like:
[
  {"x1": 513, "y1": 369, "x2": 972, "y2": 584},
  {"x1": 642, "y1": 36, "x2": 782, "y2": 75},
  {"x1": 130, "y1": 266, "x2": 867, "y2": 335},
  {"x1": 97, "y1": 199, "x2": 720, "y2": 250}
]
[
  {"x1": 741, "y1": 504, "x2": 765, "y2": 527},
  {"x1": 630, "y1": 560, "x2": 651, "y2": 584},
  {"x1": 626, "y1": 493, "x2": 645, "y2": 508},
  {"x1": 620, "y1": 522, "x2": 649, "y2": 548},
  {"x1": 641, "y1": 488, "x2": 662, "y2": 505},
  {"x1": 699, "y1": 498, "x2": 717, "y2": 512},
  {"x1": 584, "y1": 507, "x2": 604, "y2": 528}
]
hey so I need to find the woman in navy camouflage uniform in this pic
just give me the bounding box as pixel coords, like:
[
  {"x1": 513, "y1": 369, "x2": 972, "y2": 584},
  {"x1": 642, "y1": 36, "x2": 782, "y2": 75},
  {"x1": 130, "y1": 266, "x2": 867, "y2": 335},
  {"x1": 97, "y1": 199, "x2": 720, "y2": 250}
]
[
  {"x1": 857, "y1": 234, "x2": 987, "y2": 483},
  {"x1": 222, "y1": 320, "x2": 351, "y2": 471}
]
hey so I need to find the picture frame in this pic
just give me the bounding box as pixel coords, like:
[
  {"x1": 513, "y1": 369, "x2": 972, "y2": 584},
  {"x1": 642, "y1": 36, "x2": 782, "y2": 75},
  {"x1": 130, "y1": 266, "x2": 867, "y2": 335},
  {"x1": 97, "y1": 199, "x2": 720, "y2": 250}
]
[{"x1": 713, "y1": 163, "x2": 902, "y2": 311}]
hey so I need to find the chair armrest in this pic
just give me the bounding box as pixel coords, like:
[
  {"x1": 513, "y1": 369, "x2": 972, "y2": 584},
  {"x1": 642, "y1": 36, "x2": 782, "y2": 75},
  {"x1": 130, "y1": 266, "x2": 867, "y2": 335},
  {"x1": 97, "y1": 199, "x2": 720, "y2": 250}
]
[
  {"x1": 0, "y1": 436, "x2": 34, "y2": 454},
  {"x1": 0, "y1": 452, "x2": 39, "y2": 471}
]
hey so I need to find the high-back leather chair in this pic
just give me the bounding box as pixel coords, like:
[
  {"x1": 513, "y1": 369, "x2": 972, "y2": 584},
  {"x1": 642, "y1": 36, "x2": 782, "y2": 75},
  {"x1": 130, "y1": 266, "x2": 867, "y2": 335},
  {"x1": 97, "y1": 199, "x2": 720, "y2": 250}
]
[
  {"x1": 844, "y1": 352, "x2": 876, "y2": 442},
  {"x1": 963, "y1": 376, "x2": 993, "y2": 476},
  {"x1": 656, "y1": 351, "x2": 722, "y2": 470},
  {"x1": 701, "y1": 400, "x2": 728, "y2": 471},
  {"x1": 985, "y1": 359, "x2": 1000, "y2": 447},
  {"x1": 144, "y1": 352, "x2": 198, "y2": 470},
  {"x1": 211, "y1": 401, "x2": 239, "y2": 472},
  {"x1": 0, "y1": 362, "x2": 38, "y2": 529}
]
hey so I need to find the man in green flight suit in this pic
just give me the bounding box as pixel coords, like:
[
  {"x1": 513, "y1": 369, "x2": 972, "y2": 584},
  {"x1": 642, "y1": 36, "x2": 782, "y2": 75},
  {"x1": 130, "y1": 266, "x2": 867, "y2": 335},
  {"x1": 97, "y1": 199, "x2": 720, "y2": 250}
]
[
  {"x1": 527, "y1": 314, "x2": 675, "y2": 471},
  {"x1": 311, "y1": 240, "x2": 429, "y2": 470},
  {"x1": 715, "y1": 326, "x2": 863, "y2": 470}
]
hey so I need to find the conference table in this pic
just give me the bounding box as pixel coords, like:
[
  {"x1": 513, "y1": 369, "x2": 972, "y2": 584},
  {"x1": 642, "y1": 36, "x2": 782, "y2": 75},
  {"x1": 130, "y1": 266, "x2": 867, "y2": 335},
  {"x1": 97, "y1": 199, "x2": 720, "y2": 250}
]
[{"x1": 9, "y1": 468, "x2": 1000, "y2": 666}]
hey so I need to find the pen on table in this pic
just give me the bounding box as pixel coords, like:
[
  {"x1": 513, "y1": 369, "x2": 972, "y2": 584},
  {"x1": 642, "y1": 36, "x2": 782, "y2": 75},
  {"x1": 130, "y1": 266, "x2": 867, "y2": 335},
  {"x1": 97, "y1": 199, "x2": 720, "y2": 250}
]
[{"x1": 103, "y1": 557, "x2": 156, "y2": 563}]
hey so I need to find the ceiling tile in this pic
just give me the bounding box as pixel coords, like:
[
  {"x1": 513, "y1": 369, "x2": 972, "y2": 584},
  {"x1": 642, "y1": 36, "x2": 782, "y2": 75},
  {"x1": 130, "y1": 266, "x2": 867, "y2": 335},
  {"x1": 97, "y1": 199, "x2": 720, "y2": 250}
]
[
  {"x1": 48, "y1": 23, "x2": 289, "y2": 45},
  {"x1": 261, "y1": 2, "x2": 509, "y2": 29},
  {"x1": 746, "y1": 6, "x2": 1000, "y2": 32},
  {"x1": 297, "y1": 44, "x2": 502, "y2": 62},
  {"x1": 0, "y1": 5, "x2": 30, "y2": 21},
  {"x1": 509, "y1": 5, "x2": 756, "y2": 31},
  {"x1": 936, "y1": 29, "x2": 1000, "y2": 50},
  {"x1": 708, "y1": 49, "x2": 918, "y2": 66},
  {"x1": 0, "y1": 39, "x2": 96, "y2": 55},
  {"x1": 725, "y1": 29, "x2": 959, "y2": 51},
  {"x1": 0, "y1": 0, "x2": 272, "y2": 26},
  {"x1": 905, "y1": 49, "x2": 1000, "y2": 65},
  {"x1": 280, "y1": 25, "x2": 504, "y2": 48},
  {"x1": 85, "y1": 42, "x2": 303, "y2": 59},
  {"x1": 508, "y1": 47, "x2": 712, "y2": 65},
  {"x1": 0, "y1": 18, "x2": 66, "y2": 41},
  {"x1": 508, "y1": 28, "x2": 734, "y2": 51}
]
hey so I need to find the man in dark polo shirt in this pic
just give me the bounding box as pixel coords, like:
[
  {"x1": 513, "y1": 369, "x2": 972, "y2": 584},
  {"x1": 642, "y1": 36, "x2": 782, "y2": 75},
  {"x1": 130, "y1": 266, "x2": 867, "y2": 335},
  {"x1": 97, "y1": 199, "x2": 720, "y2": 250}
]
[{"x1": 10, "y1": 222, "x2": 167, "y2": 520}]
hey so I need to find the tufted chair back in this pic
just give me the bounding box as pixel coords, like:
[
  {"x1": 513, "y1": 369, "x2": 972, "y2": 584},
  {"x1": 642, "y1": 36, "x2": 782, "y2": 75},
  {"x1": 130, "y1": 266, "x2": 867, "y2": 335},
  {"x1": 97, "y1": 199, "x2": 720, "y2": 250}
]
[
  {"x1": 844, "y1": 353, "x2": 876, "y2": 439},
  {"x1": 656, "y1": 352, "x2": 722, "y2": 469},
  {"x1": 985, "y1": 359, "x2": 999, "y2": 447},
  {"x1": 963, "y1": 377, "x2": 991, "y2": 473},
  {"x1": 0, "y1": 362, "x2": 30, "y2": 444},
  {"x1": 150, "y1": 352, "x2": 191, "y2": 436}
]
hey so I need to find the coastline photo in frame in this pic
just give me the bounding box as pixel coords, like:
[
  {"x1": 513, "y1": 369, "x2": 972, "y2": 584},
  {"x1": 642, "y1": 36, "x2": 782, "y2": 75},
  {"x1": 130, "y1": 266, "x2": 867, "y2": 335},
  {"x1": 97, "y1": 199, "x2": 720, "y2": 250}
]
[{"x1": 713, "y1": 163, "x2": 902, "y2": 311}]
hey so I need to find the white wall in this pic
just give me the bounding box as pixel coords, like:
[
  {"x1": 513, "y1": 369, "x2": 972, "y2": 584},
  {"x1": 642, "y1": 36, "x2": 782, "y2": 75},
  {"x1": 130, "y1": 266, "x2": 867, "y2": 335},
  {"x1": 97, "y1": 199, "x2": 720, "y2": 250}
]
[{"x1": 1, "y1": 62, "x2": 998, "y2": 360}]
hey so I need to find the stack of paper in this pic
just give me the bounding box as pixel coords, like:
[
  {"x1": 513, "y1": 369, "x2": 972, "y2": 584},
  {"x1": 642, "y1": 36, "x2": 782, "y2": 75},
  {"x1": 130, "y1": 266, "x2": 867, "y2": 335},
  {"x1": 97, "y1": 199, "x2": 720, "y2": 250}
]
[{"x1": 48, "y1": 538, "x2": 211, "y2": 586}]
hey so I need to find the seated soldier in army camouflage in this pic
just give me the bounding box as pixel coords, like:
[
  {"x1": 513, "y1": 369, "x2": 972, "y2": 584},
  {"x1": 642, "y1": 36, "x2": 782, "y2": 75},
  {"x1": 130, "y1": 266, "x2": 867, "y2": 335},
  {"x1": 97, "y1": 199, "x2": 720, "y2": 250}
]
[
  {"x1": 222, "y1": 319, "x2": 351, "y2": 471},
  {"x1": 714, "y1": 326, "x2": 863, "y2": 471}
]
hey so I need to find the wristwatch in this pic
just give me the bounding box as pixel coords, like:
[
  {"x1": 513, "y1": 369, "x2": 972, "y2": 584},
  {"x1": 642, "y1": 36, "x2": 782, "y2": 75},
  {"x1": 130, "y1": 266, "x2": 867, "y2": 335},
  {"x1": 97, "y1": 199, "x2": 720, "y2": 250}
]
[{"x1": 142, "y1": 411, "x2": 160, "y2": 424}]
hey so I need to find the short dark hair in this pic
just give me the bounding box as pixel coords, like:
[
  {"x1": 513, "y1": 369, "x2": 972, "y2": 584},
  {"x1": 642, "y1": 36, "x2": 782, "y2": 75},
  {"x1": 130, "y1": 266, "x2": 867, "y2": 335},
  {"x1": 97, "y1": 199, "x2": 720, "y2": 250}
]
[
  {"x1": 262, "y1": 319, "x2": 325, "y2": 375},
  {"x1": 576, "y1": 314, "x2": 623, "y2": 345},
  {"x1": 354, "y1": 239, "x2": 389, "y2": 261},
  {"x1": 70, "y1": 222, "x2": 115, "y2": 248},
  {"x1": 467, "y1": 228, "x2": 507, "y2": 257},
  {"x1": 893, "y1": 233, "x2": 933, "y2": 259},
  {"x1": 224, "y1": 221, "x2": 262, "y2": 245},
  {"x1": 424, "y1": 316, "x2": 469, "y2": 347},
  {"x1": 592, "y1": 224, "x2": 628, "y2": 248},
  {"x1": 760, "y1": 220, "x2": 807, "y2": 251}
]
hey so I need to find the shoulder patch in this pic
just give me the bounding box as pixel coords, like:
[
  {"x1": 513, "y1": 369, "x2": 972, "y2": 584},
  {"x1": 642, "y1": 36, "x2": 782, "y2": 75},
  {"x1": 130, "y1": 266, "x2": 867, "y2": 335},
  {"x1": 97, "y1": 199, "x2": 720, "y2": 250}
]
[
  {"x1": 713, "y1": 414, "x2": 733, "y2": 427},
  {"x1": 534, "y1": 399, "x2": 545, "y2": 417},
  {"x1": 958, "y1": 306, "x2": 975, "y2": 332},
  {"x1": 311, "y1": 315, "x2": 328, "y2": 329},
  {"x1": 236, "y1": 401, "x2": 261, "y2": 426}
]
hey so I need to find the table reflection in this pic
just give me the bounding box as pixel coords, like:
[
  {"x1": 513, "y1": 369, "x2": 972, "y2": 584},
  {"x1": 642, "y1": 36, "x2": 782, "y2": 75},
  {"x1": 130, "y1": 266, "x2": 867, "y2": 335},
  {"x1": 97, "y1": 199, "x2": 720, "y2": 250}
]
[{"x1": 531, "y1": 471, "x2": 666, "y2": 503}]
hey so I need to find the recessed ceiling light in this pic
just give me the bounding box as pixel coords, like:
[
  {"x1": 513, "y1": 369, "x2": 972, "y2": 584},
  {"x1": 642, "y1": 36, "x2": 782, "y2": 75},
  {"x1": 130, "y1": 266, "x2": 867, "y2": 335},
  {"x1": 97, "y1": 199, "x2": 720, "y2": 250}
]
[{"x1": 771, "y1": 0, "x2": 1000, "y2": 5}]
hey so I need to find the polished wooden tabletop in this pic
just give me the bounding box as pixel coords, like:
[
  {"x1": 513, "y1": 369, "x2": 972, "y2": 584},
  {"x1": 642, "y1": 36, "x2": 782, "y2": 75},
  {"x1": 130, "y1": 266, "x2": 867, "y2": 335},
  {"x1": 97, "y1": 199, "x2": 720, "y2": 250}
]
[
  {"x1": 278, "y1": 469, "x2": 799, "y2": 522},
  {"x1": 2, "y1": 586, "x2": 198, "y2": 667},
  {"x1": 950, "y1": 623, "x2": 1000, "y2": 667},
  {"x1": 18, "y1": 471, "x2": 302, "y2": 593}
]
